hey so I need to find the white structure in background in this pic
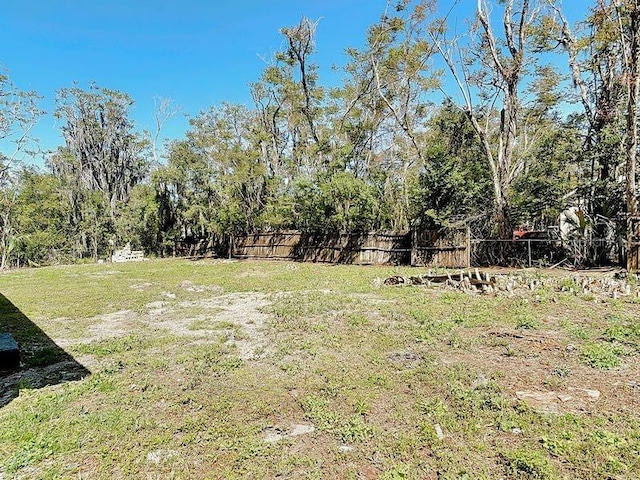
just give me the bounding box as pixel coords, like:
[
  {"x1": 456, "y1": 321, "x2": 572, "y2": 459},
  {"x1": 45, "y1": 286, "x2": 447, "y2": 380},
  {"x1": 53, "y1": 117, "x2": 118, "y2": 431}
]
[
  {"x1": 559, "y1": 206, "x2": 585, "y2": 240},
  {"x1": 112, "y1": 244, "x2": 145, "y2": 263}
]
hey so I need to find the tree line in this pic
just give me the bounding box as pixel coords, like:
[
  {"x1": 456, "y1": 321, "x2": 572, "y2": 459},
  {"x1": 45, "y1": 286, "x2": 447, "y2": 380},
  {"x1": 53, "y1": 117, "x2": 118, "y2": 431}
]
[{"x1": 1, "y1": 0, "x2": 639, "y2": 267}]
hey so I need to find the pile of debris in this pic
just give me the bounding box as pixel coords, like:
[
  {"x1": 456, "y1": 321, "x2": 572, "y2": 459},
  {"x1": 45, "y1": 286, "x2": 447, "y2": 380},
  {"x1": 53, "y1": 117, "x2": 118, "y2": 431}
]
[
  {"x1": 112, "y1": 244, "x2": 145, "y2": 263},
  {"x1": 382, "y1": 269, "x2": 638, "y2": 301},
  {"x1": 384, "y1": 269, "x2": 496, "y2": 294}
]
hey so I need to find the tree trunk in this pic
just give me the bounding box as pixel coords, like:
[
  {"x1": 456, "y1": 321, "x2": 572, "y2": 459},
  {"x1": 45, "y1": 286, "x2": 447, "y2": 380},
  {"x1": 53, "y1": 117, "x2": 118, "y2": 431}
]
[{"x1": 626, "y1": 5, "x2": 640, "y2": 271}]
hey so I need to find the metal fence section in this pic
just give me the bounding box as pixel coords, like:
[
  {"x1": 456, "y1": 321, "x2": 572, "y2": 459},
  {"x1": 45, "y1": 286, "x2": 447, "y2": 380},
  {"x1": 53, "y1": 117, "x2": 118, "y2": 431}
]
[{"x1": 471, "y1": 237, "x2": 622, "y2": 268}]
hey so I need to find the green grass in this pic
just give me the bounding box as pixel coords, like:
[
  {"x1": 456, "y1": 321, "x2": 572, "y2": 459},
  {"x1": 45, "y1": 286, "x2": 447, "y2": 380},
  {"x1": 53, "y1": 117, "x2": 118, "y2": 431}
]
[{"x1": 0, "y1": 258, "x2": 639, "y2": 478}]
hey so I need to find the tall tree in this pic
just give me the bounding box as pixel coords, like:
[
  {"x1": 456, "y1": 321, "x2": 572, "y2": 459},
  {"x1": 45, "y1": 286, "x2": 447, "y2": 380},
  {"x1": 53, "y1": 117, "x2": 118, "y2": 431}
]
[
  {"x1": 433, "y1": 0, "x2": 549, "y2": 238},
  {"x1": 51, "y1": 84, "x2": 148, "y2": 259},
  {"x1": 53, "y1": 84, "x2": 148, "y2": 219},
  {"x1": 552, "y1": 1, "x2": 640, "y2": 266},
  {"x1": 619, "y1": 1, "x2": 640, "y2": 270},
  {"x1": 250, "y1": 17, "x2": 327, "y2": 182},
  {"x1": 336, "y1": 0, "x2": 440, "y2": 229}
]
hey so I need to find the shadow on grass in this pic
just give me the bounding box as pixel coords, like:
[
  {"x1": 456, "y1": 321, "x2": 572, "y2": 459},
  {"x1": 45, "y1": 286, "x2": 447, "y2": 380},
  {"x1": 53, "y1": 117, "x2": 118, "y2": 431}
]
[{"x1": 0, "y1": 292, "x2": 90, "y2": 407}]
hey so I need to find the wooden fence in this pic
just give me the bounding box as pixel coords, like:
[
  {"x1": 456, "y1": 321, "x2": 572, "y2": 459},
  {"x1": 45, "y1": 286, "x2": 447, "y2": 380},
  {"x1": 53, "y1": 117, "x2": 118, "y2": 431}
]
[
  {"x1": 231, "y1": 228, "x2": 471, "y2": 267},
  {"x1": 411, "y1": 227, "x2": 471, "y2": 268},
  {"x1": 232, "y1": 231, "x2": 411, "y2": 265}
]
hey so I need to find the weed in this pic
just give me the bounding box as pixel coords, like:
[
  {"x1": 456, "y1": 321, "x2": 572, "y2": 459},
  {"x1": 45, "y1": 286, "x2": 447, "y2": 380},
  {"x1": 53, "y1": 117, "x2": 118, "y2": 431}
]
[
  {"x1": 543, "y1": 376, "x2": 563, "y2": 389},
  {"x1": 367, "y1": 374, "x2": 389, "y2": 388},
  {"x1": 504, "y1": 343, "x2": 517, "y2": 357},
  {"x1": 552, "y1": 365, "x2": 571, "y2": 378},
  {"x1": 501, "y1": 448, "x2": 555, "y2": 479},
  {"x1": 353, "y1": 398, "x2": 371, "y2": 415},
  {"x1": 558, "y1": 278, "x2": 577, "y2": 291},
  {"x1": 417, "y1": 397, "x2": 447, "y2": 418},
  {"x1": 541, "y1": 435, "x2": 571, "y2": 457},
  {"x1": 565, "y1": 325, "x2": 591, "y2": 340},
  {"x1": 16, "y1": 379, "x2": 33, "y2": 390},
  {"x1": 340, "y1": 416, "x2": 374, "y2": 443},
  {"x1": 579, "y1": 342, "x2": 624, "y2": 369},
  {"x1": 516, "y1": 313, "x2": 540, "y2": 330},
  {"x1": 381, "y1": 464, "x2": 411, "y2": 479},
  {"x1": 347, "y1": 313, "x2": 369, "y2": 327},
  {"x1": 603, "y1": 322, "x2": 640, "y2": 351},
  {"x1": 300, "y1": 394, "x2": 340, "y2": 432},
  {"x1": 73, "y1": 334, "x2": 151, "y2": 358}
]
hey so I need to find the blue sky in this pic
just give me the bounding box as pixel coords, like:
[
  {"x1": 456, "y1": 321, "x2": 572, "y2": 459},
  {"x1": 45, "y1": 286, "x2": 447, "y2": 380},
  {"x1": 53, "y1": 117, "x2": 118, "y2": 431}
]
[
  {"x1": 1, "y1": 0, "x2": 386, "y2": 164},
  {"x1": 1, "y1": 0, "x2": 592, "y2": 166}
]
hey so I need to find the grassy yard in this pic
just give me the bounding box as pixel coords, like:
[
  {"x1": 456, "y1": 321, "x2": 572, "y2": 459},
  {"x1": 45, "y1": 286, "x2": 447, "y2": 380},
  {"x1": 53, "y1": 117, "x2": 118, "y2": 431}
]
[{"x1": 0, "y1": 258, "x2": 639, "y2": 479}]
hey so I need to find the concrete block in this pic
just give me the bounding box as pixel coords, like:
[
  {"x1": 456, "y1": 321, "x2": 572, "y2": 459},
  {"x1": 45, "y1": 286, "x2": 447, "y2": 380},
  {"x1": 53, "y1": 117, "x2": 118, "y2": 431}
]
[{"x1": 0, "y1": 333, "x2": 20, "y2": 369}]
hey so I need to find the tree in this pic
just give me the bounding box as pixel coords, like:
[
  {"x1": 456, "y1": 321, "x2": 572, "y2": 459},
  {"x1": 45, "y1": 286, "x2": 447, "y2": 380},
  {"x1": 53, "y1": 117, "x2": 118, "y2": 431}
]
[
  {"x1": 53, "y1": 84, "x2": 148, "y2": 218},
  {"x1": 409, "y1": 100, "x2": 490, "y2": 230},
  {"x1": 0, "y1": 71, "x2": 43, "y2": 268},
  {"x1": 619, "y1": 1, "x2": 640, "y2": 270},
  {"x1": 51, "y1": 84, "x2": 149, "y2": 259},
  {"x1": 250, "y1": 17, "x2": 327, "y2": 183},
  {"x1": 13, "y1": 169, "x2": 72, "y2": 266},
  {"x1": 551, "y1": 1, "x2": 640, "y2": 267},
  {"x1": 334, "y1": 1, "x2": 441, "y2": 229},
  {"x1": 433, "y1": 0, "x2": 550, "y2": 238},
  {"x1": 154, "y1": 103, "x2": 272, "y2": 254},
  {"x1": 0, "y1": 70, "x2": 43, "y2": 175},
  {"x1": 115, "y1": 183, "x2": 161, "y2": 253}
]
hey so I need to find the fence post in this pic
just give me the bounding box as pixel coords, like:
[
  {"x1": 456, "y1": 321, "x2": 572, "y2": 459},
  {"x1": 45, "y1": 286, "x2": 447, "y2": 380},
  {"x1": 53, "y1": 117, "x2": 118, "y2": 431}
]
[
  {"x1": 411, "y1": 229, "x2": 417, "y2": 266},
  {"x1": 527, "y1": 239, "x2": 532, "y2": 267},
  {"x1": 466, "y1": 227, "x2": 471, "y2": 267}
]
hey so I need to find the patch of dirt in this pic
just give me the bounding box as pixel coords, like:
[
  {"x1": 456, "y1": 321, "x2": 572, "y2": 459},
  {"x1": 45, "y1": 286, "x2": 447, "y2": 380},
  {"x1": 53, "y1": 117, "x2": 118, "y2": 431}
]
[
  {"x1": 169, "y1": 292, "x2": 272, "y2": 360},
  {"x1": 87, "y1": 310, "x2": 137, "y2": 342},
  {"x1": 57, "y1": 292, "x2": 275, "y2": 362},
  {"x1": 388, "y1": 352, "x2": 424, "y2": 367},
  {"x1": 263, "y1": 423, "x2": 316, "y2": 443},
  {"x1": 433, "y1": 325, "x2": 640, "y2": 417},
  {"x1": 179, "y1": 280, "x2": 223, "y2": 293}
]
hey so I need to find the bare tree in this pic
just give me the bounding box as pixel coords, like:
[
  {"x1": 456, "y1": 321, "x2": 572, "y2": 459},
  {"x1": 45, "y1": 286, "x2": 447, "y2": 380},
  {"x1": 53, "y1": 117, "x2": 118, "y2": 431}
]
[
  {"x1": 281, "y1": 17, "x2": 323, "y2": 148},
  {"x1": 433, "y1": 0, "x2": 544, "y2": 238},
  {"x1": 149, "y1": 96, "x2": 180, "y2": 167}
]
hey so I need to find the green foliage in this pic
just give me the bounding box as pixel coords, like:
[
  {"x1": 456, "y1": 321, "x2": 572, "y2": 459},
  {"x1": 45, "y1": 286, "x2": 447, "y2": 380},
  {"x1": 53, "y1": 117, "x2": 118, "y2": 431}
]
[
  {"x1": 510, "y1": 123, "x2": 579, "y2": 227},
  {"x1": 10, "y1": 170, "x2": 71, "y2": 265},
  {"x1": 292, "y1": 172, "x2": 379, "y2": 232},
  {"x1": 409, "y1": 101, "x2": 489, "y2": 229},
  {"x1": 579, "y1": 342, "x2": 624, "y2": 369},
  {"x1": 515, "y1": 313, "x2": 540, "y2": 330},
  {"x1": 48, "y1": 84, "x2": 148, "y2": 260},
  {"x1": 115, "y1": 184, "x2": 161, "y2": 252},
  {"x1": 501, "y1": 448, "x2": 555, "y2": 479}
]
